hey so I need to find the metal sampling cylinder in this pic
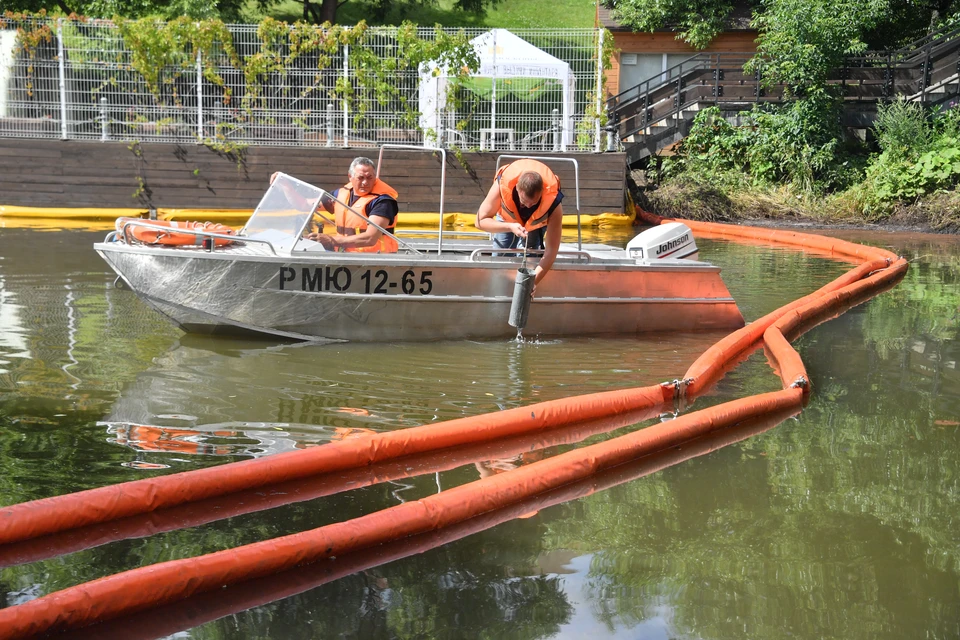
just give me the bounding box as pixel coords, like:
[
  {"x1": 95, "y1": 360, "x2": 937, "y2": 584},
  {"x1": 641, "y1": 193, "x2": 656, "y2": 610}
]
[{"x1": 508, "y1": 267, "x2": 536, "y2": 329}]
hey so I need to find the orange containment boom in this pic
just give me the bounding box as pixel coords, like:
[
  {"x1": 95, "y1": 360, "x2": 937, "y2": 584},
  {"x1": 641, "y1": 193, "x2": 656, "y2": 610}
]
[
  {"x1": 0, "y1": 404, "x2": 667, "y2": 568},
  {"x1": 52, "y1": 408, "x2": 800, "y2": 640},
  {"x1": 0, "y1": 218, "x2": 908, "y2": 639},
  {"x1": 0, "y1": 384, "x2": 673, "y2": 546},
  {"x1": 0, "y1": 390, "x2": 802, "y2": 640}
]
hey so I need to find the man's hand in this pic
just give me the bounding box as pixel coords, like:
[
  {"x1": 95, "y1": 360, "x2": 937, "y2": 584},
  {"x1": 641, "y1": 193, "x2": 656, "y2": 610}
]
[
  {"x1": 508, "y1": 223, "x2": 527, "y2": 238},
  {"x1": 308, "y1": 233, "x2": 339, "y2": 250}
]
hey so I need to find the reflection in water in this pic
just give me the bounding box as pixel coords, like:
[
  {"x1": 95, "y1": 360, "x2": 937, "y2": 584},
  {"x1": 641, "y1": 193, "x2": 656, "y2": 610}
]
[
  {"x1": 0, "y1": 274, "x2": 30, "y2": 369},
  {"x1": 104, "y1": 420, "x2": 380, "y2": 460},
  {"x1": 97, "y1": 333, "x2": 710, "y2": 468},
  {"x1": 2, "y1": 227, "x2": 960, "y2": 639}
]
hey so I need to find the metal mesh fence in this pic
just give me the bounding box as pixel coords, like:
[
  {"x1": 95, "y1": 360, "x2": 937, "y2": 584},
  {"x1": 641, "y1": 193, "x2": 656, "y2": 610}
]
[{"x1": 0, "y1": 19, "x2": 609, "y2": 152}]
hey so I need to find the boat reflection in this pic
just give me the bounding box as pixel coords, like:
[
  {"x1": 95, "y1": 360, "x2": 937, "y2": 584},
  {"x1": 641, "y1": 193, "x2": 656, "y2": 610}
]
[
  {"x1": 99, "y1": 331, "x2": 710, "y2": 467},
  {"x1": 104, "y1": 421, "x2": 378, "y2": 462}
]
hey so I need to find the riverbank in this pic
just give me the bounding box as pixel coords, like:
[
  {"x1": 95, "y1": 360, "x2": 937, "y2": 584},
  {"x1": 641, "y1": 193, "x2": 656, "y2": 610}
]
[{"x1": 632, "y1": 175, "x2": 960, "y2": 236}]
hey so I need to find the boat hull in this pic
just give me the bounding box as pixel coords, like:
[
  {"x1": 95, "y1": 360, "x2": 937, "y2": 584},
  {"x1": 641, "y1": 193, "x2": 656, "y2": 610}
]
[{"x1": 95, "y1": 244, "x2": 744, "y2": 342}]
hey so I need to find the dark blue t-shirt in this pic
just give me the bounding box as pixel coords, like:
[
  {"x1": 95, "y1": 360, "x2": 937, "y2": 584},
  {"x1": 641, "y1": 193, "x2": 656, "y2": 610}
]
[{"x1": 337, "y1": 189, "x2": 398, "y2": 225}]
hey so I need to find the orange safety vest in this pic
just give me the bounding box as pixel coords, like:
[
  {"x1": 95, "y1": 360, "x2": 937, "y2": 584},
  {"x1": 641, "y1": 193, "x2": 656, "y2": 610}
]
[
  {"x1": 496, "y1": 159, "x2": 561, "y2": 232},
  {"x1": 333, "y1": 179, "x2": 399, "y2": 253}
]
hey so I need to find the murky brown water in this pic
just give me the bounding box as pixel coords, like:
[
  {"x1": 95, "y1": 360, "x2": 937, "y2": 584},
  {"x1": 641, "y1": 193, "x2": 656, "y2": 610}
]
[{"x1": 1, "y1": 223, "x2": 958, "y2": 639}]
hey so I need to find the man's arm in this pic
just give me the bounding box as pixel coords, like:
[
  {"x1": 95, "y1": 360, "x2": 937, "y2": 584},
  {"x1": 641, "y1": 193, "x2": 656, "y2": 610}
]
[
  {"x1": 327, "y1": 214, "x2": 391, "y2": 249},
  {"x1": 534, "y1": 203, "x2": 564, "y2": 285},
  {"x1": 476, "y1": 181, "x2": 526, "y2": 238}
]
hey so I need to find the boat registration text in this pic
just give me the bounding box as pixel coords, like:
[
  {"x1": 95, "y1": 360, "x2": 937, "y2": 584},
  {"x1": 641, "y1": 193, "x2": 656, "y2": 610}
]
[{"x1": 279, "y1": 266, "x2": 434, "y2": 295}]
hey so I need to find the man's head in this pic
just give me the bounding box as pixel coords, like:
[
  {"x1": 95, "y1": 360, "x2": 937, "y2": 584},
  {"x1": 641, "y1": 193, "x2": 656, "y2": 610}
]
[
  {"x1": 516, "y1": 171, "x2": 543, "y2": 208},
  {"x1": 348, "y1": 157, "x2": 377, "y2": 195}
]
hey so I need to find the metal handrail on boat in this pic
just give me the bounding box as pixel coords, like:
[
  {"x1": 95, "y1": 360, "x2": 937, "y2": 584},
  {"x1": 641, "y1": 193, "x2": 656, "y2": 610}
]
[
  {"x1": 378, "y1": 144, "x2": 445, "y2": 255},
  {"x1": 117, "y1": 219, "x2": 280, "y2": 256},
  {"x1": 396, "y1": 230, "x2": 489, "y2": 238},
  {"x1": 468, "y1": 247, "x2": 592, "y2": 263}
]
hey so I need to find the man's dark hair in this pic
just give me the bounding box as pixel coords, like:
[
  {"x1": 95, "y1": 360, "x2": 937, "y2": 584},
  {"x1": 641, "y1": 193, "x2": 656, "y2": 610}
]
[{"x1": 517, "y1": 171, "x2": 543, "y2": 198}]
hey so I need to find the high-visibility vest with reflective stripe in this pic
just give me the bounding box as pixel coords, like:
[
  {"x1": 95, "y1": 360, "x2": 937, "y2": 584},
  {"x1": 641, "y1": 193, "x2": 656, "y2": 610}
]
[
  {"x1": 496, "y1": 160, "x2": 560, "y2": 232},
  {"x1": 333, "y1": 179, "x2": 399, "y2": 253}
]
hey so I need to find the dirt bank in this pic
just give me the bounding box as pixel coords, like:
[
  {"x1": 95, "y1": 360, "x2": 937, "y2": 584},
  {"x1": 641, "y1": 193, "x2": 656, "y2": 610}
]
[{"x1": 630, "y1": 172, "x2": 960, "y2": 235}]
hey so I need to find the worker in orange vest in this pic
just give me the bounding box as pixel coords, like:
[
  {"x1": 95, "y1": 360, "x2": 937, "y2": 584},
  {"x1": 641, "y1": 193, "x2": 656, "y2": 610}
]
[
  {"x1": 271, "y1": 157, "x2": 400, "y2": 253},
  {"x1": 307, "y1": 156, "x2": 400, "y2": 253},
  {"x1": 475, "y1": 159, "x2": 565, "y2": 285}
]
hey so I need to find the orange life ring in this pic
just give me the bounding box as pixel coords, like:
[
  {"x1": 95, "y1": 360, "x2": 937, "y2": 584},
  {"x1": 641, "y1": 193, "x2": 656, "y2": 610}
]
[{"x1": 116, "y1": 217, "x2": 236, "y2": 247}]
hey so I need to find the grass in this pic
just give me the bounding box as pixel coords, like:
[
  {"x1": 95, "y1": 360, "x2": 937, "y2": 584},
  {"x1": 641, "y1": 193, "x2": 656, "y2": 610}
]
[{"x1": 243, "y1": 0, "x2": 596, "y2": 28}]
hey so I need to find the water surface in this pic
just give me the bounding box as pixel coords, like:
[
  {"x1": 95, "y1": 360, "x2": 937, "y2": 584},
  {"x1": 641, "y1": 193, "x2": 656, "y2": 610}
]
[{"x1": 0, "y1": 224, "x2": 957, "y2": 639}]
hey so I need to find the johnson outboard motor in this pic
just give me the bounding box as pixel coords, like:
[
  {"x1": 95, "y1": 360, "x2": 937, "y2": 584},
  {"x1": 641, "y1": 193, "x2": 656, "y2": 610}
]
[{"x1": 625, "y1": 222, "x2": 699, "y2": 261}]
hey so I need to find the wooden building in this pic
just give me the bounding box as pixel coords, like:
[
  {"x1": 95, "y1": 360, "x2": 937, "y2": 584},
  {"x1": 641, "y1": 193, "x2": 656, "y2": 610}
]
[{"x1": 597, "y1": 3, "x2": 758, "y2": 98}]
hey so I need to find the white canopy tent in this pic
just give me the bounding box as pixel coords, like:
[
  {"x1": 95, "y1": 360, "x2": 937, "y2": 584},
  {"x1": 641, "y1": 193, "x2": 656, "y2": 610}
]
[
  {"x1": 418, "y1": 29, "x2": 576, "y2": 150},
  {"x1": 0, "y1": 31, "x2": 18, "y2": 118}
]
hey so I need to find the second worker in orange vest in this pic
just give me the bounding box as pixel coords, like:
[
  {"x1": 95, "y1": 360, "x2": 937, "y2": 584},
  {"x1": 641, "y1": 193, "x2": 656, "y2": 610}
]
[
  {"x1": 475, "y1": 159, "x2": 565, "y2": 286},
  {"x1": 307, "y1": 156, "x2": 400, "y2": 253}
]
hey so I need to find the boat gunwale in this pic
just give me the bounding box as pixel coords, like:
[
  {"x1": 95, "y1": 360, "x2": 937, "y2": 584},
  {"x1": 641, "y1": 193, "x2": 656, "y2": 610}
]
[{"x1": 92, "y1": 242, "x2": 726, "y2": 273}]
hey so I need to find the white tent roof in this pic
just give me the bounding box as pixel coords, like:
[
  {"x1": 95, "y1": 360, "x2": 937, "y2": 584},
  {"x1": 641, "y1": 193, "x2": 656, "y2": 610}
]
[
  {"x1": 469, "y1": 29, "x2": 572, "y2": 81},
  {"x1": 418, "y1": 29, "x2": 576, "y2": 149}
]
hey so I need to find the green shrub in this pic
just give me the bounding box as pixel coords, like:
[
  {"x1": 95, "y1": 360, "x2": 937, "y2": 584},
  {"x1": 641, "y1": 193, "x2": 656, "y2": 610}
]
[
  {"x1": 664, "y1": 98, "x2": 861, "y2": 194},
  {"x1": 851, "y1": 101, "x2": 960, "y2": 216},
  {"x1": 873, "y1": 98, "x2": 933, "y2": 158}
]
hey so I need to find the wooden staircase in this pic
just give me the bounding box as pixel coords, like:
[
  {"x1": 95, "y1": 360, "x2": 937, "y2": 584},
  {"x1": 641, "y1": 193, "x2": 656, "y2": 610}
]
[{"x1": 609, "y1": 26, "x2": 960, "y2": 166}]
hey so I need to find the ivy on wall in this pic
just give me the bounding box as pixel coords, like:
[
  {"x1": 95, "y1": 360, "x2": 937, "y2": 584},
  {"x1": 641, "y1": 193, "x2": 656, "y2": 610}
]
[
  {"x1": 576, "y1": 27, "x2": 616, "y2": 150},
  {"x1": 2, "y1": 11, "x2": 480, "y2": 147}
]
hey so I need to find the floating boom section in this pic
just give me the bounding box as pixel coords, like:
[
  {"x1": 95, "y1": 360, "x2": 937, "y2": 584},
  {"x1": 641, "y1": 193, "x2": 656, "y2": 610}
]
[
  {"x1": 0, "y1": 391, "x2": 802, "y2": 640},
  {"x1": 0, "y1": 219, "x2": 908, "y2": 640},
  {"x1": 0, "y1": 385, "x2": 673, "y2": 546},
  {"x1": 51, "y1": 408, "x2": 798, "y2": 640},
  {"x1": 0, "y1": 405, "x2": 667, "y2": 569}
]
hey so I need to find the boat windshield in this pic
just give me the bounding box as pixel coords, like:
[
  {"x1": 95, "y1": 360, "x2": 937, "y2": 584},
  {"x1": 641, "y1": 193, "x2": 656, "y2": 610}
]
[{"x1": 242, "y1": 174, "x2": 330, "y2": 249}]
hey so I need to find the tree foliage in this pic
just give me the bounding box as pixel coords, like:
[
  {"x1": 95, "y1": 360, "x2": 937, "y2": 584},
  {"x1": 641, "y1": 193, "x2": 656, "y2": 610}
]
[
  {"x1": 4, "y1": 0, "x2": 247, "y2": 20},
  {"x1": 268, "y1": 0, "x2": 502, "y2": 25},
  {"x1": 748, "y1": 0, "x2": 890, "y2": 95},
  {"x1": 647, "y1": 0, "x2": 960, "y2": 219},
  {"x1": 3, "y1": 0, "x2": 500, "y2": 24},
  {"x1": 602, "y1": 0, "x2": 741, "y2": 49}
]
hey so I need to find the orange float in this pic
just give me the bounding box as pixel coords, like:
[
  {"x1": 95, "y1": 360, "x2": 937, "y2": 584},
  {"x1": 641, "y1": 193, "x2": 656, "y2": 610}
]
[{"x1": 115, "y1": 217, "x2": 235, "y2": 246}]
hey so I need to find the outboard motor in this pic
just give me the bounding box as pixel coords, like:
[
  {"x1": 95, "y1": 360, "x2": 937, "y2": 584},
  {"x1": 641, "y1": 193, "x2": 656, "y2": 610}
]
[{"x1": 625, "y1": 222, "x2": 698, "y2": 262}]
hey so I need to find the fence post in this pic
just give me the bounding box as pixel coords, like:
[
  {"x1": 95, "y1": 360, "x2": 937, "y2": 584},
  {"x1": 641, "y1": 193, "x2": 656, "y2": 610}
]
[
  {"x1": 605, "y1": 107, "x2": 616, "y2": 152},
  {"x1": 196, "y1": 48, "x2": 203, "y2": 141},
  {"x1": 326, "y1": 103, "x2": 334, "y2": 148},
  {"x1": 551, "y1": 108, "x2": 560, "y2": 151},
  {"x1": 490, "y1": 30, "x2": 498, "y2": 142},
  {"x1": 885, "y1": 53, "x2": 892, "y2": 98},
  {"x1": 100, "y1": 97, "x2": 108, "y2": 141},
  {"x1": 342, "y1": 44, "x2": 349, "y2": 147},
  {"x1": 56, "y1": 18, "x2": 67, "y2": 140},
  {"x1": 594, "y1": 28, "x2": 604, "y2": 153},
  {"x1": 642, "y1": 93, "x2": 648, "y2": 131},
  {"x1": 714, "y1": 53, "x2": 720, "y2": 100}
]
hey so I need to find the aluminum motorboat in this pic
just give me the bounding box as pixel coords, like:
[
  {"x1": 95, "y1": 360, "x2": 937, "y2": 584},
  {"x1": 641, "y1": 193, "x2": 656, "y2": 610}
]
[{"x1": 95, "y1": 148, "x2": 744, "y2": 342}]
